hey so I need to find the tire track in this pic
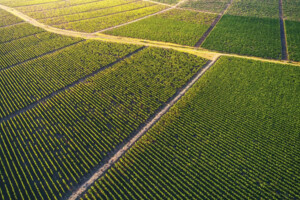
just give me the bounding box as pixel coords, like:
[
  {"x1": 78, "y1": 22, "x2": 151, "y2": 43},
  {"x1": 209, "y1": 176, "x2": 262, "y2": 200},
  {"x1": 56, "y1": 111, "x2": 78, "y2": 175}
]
[
  {"x1": 67, "y1": 56, "x2": 219, "y2": 200},
  {"x1": 0, "y1": 47, "x2": 145, "y2": 124},
  {"x1": 279, "y1": 0, "x2": 288, "y2": 60},
  {"x1": 194, "y1": 0, "x2": 233, "y2": 47}
]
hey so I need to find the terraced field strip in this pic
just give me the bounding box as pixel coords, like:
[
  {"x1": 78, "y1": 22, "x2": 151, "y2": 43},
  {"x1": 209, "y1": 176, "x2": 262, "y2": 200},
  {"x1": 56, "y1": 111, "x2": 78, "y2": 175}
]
[
  {"x1": 1, "y1": 3, "x2": 300, "y2": 67},
  {"x1": 0, "y1": 40, "x2": 83, "y2": 72},
  {"x1": 0, "y1": 46, "x2": 145, "y2": 124},
  {"x1": 68, "y1": 56, "x2": 219, "y2": 200},
  {"x1": 194, "y1": 0, "x2": 233, "y2": 47},
  {"x1": 279, "y1": 0, "x2": 288, "y2": 60}
]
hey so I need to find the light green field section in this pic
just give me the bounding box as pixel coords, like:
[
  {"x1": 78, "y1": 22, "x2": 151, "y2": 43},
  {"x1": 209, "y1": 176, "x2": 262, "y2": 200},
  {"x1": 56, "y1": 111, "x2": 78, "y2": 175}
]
[
  {"x1": 283, "y1": 0, "x2": 300, "y2": 21},
  {"x1": 181, "y1": 0, "x2": 230, "y2": 13}
]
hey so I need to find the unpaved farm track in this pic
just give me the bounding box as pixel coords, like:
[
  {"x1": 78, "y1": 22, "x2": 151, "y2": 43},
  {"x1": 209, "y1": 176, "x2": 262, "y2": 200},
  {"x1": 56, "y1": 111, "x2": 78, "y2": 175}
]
[
  {"x1": 279, "y1": 0, "x2": 288, "y2": 60},
  {"x1": 194, "y1": 0, "x2": 233, "y2": 47},
  {"x1": 0, "y1": 3, "x2": 299, "y2": 67},
  {"x1": 67, "y1": 56, "x2": 220, "y2": 200}
]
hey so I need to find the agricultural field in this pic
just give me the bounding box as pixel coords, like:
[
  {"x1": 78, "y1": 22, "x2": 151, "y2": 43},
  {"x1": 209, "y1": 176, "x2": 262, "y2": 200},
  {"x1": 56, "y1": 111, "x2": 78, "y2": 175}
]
[
  {"x1": 106, "y1": 9, "x2": 217, "y2": 46},
  {"x1": 181, "y1": 0, "x2": 230, "y2": 13},
  {"x1": 202, "y1": 15, "x2": 282, "y2": 59},
  {"x1": 285, "y1": 20, "x2": 300, "y2": 61},
  {"x1": 0, "y1": 0, "x2": 299, "y2": 200},
  {"x1": 82, "y1": 57, "x2": 300, "y2": 200},
  {"x1": 227, "y1": 0, "x2": 279, "y2": 19}
]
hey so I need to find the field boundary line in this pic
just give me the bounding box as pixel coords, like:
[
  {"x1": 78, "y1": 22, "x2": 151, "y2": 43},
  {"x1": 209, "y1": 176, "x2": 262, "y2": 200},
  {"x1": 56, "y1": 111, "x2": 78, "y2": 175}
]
[
  {"x1": 0, "y1": 3, "x2": 299, "y2": 67},
  {"x1": 0, "y1": 21, "x2": 25, "y2": 28},
  {"x1": 194, "y1": 0, "x2": 233, "y2": 47},
  {"x1": 279, "y1": 0, "x2": 288, "y2": 60},
  {"x1": 143, "y1": 0, "x2": 172, "y2": 7},
  {"x1": 0, "y1": 40, "x2": 84, "y2": 73},
  {"x1": 0, "y1": 47, "x2": 145, "y2": 124},
  {"x1": 67, "y1": 56, "x2": 220, "y2": 200}
]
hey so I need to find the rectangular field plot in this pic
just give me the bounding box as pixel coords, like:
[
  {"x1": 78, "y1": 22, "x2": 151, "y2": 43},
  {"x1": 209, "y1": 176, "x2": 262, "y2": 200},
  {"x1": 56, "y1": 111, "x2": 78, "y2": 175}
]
[
  {"x1": 0, "y1": 10, "x2": 23, "y2": 27},
  {"x1": 227, "y1": 0, "x2": 279, "y2": 19},
  {"x1": 180, "y1": 0, "x2": 230, "y2": 13},
  {"x1": 105, "y1": 9, "x2": 217, "y2": 46},
  {"x1": 202, "y1": 15, "x2": 282, "y2": 59},
  {"x1": 0, "y1": 47, "x2": 208, "y2": 200},
  {"x1": 283, "y1": 0, "x2": 300, "y2": 21},
  {"x1": 286, "y1": 20, "x2": 300, "y2": 61},
  {"x1": 82, "y1": 56, "x2": 300, "y2": 200}
]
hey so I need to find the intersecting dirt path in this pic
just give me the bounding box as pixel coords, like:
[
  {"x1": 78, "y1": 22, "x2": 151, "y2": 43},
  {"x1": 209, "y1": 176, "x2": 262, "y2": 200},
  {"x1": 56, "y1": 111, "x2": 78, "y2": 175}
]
[{"x1": 0, "y1": 3, "x2": 299, "y2": 67}]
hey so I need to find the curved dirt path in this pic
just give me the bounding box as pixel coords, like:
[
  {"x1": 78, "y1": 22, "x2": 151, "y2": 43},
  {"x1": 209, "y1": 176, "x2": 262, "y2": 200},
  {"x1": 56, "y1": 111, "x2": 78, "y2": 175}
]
[
  {"x1": 0, "y1": 4, "x2": 298, "y2": 66},
  {"x1": 68, "y1": 56, "x2": 220, "y2": 200}
]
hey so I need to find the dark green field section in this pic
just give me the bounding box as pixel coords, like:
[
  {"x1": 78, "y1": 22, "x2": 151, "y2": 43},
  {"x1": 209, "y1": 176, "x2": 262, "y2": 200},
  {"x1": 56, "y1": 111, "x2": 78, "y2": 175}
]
[
  {"x1": 286, "y1": 20, "x2": 300, "y2": 61},
  {"x1": 181, "y1": 0, "x2": 230, "y2": 13},
  {"x1": 106, "y1": 9, "x2": 217, "y2": 46},
  {"x1": 0, "y1": 47, "x2": 208, "y2": 200},
  {"x1": 82, "y1": 57, "x2": 300, "y2": 200},
  {"x1": 227, "y1": 0, "x2": 279, "y2": 19},
  {"x1": 202, "y1": 15, "x2": 282, "y2": 59},
  {"x1": 283, "y1": 0, "x2": 300, "y2": 21}
]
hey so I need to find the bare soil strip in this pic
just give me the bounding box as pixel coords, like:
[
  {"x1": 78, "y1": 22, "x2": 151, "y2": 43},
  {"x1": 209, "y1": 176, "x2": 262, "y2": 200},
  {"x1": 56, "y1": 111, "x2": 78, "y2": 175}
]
[
  {"x1": 279, "y1": 0, "x2": 288, "y2": 60},
  {"x1": 0, "y1": 47, "x2": 145, "y2": 124},
  {"x1": 0, "y1": 40, "x2": 83, "y2": 72},
  {"x1": 67, "y1": 56, "x2": 219, "y2": 200},
  {"x1": 194, "y1": 0, "x2": 233, "y2": 47}
]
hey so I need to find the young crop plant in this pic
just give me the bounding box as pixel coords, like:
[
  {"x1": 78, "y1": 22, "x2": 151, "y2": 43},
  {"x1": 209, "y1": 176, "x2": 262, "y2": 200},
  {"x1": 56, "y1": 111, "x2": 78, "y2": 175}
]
[
  {"x1": 286, "y1": 20, "x2": 300, "y2": 61},
  {"x1": 0, "y1": 47, "x2": 208, "y2": 200},
  {"x1": 202, "y1": 15, "x2": 282, "y2": 59},
  {"x1": 82, "y1": 56, "x2": 300, "y2": 200},
  {"x1": 106, "y1": 9, "x2": 218, "y2": 46}
]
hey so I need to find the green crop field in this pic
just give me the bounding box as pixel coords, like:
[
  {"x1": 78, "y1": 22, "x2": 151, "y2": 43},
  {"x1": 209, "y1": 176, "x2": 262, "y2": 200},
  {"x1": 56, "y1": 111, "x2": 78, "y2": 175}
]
[
  {"x1": 106, "y1": 9, "x2": 217, "y2": 46},
  {"x1": 285, "y1": 20, "x2": 300, "y2": 61},
  {"x1": 181, "y1": 0, "x2": 230, "y2": 13},
  {"x1": 0, "y1": 0, "x2": 299, "y2": 200},
  {"x1": 82, "y1": 57, "x2": 300, "y2": 200},
  {"x1": 202, "y1": 15, "x2": 282, "y2": 59}
]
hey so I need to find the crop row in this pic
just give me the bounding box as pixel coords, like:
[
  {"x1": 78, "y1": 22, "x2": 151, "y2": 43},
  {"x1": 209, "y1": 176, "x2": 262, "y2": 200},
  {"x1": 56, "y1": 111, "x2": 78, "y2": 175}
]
[
  {"x1": 24, "y1": 0, "x2": 139, "y2": 19},
  {"x1": 202, "y1": 15, "x2": 282, "y2": 59},
  {"x1": 106, "y1": 9, "x2": 217, "y2": 46},
  {"x1": 0, "y1": 0, "x2": 59, "y2": 7},
  {"x1": 39, "y1": 1, "x2": 155, "y2": 25},
  {"x1": 18, "y1": 0, "x2": 103, "y2": 13},
  {"x1": 55, "y1": 4, "x2": 167, "y2": 33},
  {"x1": 82, "y1": 56, "x2": 300, "y2": 200},
  {"x1": 286, "y1": 20, "x2": 300, "y2": 61},
  {"x1": 0, "y1": 47, "x2": 208, "y2": 200},
  {"x1": 0, "y1": 12, "x2": 23, "y2": 27},
  {"x1": 0, "y1": 40, "x2": 140, "y2": 120},
  {"x1": 0, "y1": 32, "x2": 83, "y2": 69},
  {"x1": 180, "y1": 0, "x2": 230, "y2": 13},
  {"x1": 0, "y1": 23, "x2": 44, "y2": 44}
]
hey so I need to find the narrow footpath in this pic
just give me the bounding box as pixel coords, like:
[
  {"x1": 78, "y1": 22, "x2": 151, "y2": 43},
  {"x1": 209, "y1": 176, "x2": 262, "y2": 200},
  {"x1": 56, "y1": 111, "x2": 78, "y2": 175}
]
[{"x1": 279, "y1": 0, "x2": 288, "y2": 60}]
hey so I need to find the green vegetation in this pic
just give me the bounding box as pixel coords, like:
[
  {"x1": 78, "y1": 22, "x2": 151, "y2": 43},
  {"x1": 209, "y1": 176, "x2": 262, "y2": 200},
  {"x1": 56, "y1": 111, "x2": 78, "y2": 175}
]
[
  {"x1": 227, "y1": 0, "x2": 279, "y2": 19},
  {"x1": 286, "y1": 20, "x2": 300, "y2": 61},
  {"x1": 0, "y1": 32, "x2": 82, "y2": 69},
  {"x1": 202, "y1": 15, "x2": 282, "y2": 59},
  {"x1": 82, "y1": 56, "x2": 300, "y2": 200},
  {"x1": 0, "y1": 40, "x2": 140, "y2": 119},
  {"x1": 151, "y1": 0, "x2": 180, "y2": 4},
  {"x1": 54, "y1": 4, "x2": 166, "y2": 32},
  {"x1": 106, "y1": 9, "x2": 217, "y2": 46},
  {"x1": 0, "y1": 11, "x2": 23, "y2": 27},
  {"x1": 0, "y1": 0, "x2": 59, "y2": 7},
  {"x1": 181, "y1": 0, "x2": 230, "y2": 13},
  {"x1": 283, "y1": 0, "x2": 300, "y2": 21},
  {"x1": 0, "y1": 23, "x2": 44, "y2": 43},
  {"x1": 0, "y1": 47, "x2": 208, "y2": 200}
]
